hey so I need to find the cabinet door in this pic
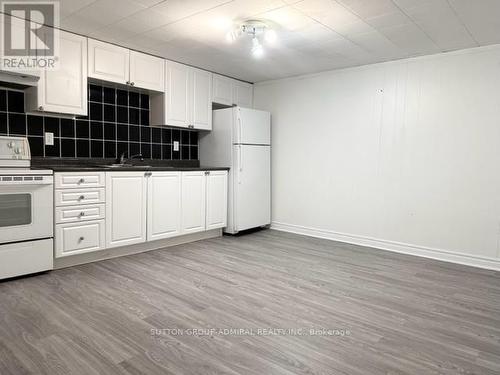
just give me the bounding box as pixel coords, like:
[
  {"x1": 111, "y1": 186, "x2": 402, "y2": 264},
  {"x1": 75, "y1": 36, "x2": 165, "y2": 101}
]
[
  {"x1": 206, "y1": 171, "x2": 228, "y2": 230},
  {"x1": 106, "y1": 172, "x2": 147, "y2": 248},
  {"x1": 233, "y1": 81, "x2": 253, "y2": 108},
  {"x1": 88, "y1": 39, "x2": 129, "y2": 85},
  {"x1": 212, "y1": 74, "x2": 233, "y2": 106},
  {"x1": 0, "y1": 14, "x2": 40, "y2": 77},
  {"x1": 28, "y1": 31, "x2": 87, "y2": 115},
  {"x1": 147, "y1": 172, "x2": 181, "y2": 241},
  {"x1": 165, "y1": 61, "x2": 189, "y2": 128},
  {"x1": 129, "y1": 51, "x2": 164, "y2": 92},
  {"x1": 181, "y1": 171, "x2": 206, "y2": 234},
  {"x1": 190, "y1": 68, "x2": 212, "y2": 130}
]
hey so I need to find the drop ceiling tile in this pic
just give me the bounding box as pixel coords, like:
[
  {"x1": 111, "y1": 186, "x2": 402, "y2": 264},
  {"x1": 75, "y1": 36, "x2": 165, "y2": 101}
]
[
  {"x1": 448, "y1": 0, "x2": 500, "y2": 45},
  {"x1": 62, "y1": 0, "x2": 145, "y2": 30},
  {"x1": 60, "y1": 0, "x2": 98, "y2": 18},
  {"x1": 336, "y1": 0, "x2": 400, "y2": 19},
  {"x1": 95, "y1": 8, "x2": 170, "y2": 41},
  {"x1": 293, "y1": 0, "x2": 374, "y2": 36},
  {"x1": 393, "y1": 0, "x2": 477, "y2": 50}
]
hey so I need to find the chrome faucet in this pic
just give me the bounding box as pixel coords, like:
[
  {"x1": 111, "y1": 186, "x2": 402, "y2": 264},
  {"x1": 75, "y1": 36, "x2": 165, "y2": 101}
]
[{"x1": 118, "y1": 151, "x2": 143, "y2": 165}]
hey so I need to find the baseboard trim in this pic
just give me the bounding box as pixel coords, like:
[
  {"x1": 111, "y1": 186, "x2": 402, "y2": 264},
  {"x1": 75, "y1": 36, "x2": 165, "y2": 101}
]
[
  {"x1": 271, "y1": 222, "x2": 500, "y2": 271},
  {"x1": 54, "y1": 229, "x2": 222, "y2": 269}
]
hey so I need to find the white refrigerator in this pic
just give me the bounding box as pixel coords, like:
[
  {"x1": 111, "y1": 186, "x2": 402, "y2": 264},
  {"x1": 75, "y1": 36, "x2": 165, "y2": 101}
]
[{"x1": 199, "y1": 107, "x2": 271, "y2": 234}]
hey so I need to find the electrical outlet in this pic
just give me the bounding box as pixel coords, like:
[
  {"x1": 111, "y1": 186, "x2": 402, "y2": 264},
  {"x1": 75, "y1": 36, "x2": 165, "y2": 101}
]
[
  {"x1": 173, "y1": 141, "x2": 179, "y2": 151},
  {"x1": 44, "y1": 132, "x2": 54, "y2": 146}
]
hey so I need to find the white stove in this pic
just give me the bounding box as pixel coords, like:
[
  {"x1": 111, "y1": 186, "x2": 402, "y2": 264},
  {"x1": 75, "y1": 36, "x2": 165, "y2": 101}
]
[{"x1": 0, "y1": 136, "x2": 53, "y2": 280}]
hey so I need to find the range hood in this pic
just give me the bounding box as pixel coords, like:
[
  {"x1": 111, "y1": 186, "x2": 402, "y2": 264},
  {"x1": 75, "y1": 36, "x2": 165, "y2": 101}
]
[{"x1": 0, "y1": 71, "x2": 39, "y2": 89}]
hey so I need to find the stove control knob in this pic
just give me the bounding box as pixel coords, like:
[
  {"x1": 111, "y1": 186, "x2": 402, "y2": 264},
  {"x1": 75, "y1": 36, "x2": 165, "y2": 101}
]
[{"x1": 14, "y1": 147, "x2": 21, "y2": 154}]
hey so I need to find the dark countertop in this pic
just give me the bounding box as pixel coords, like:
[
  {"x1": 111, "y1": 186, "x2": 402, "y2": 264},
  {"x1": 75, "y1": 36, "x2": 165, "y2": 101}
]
[
  {"x1": 34, "y1": 165, "x2": 230, "y2": 172},
  {"x1": 31, "y1": 158, "x2": 229, "y2": 172}
]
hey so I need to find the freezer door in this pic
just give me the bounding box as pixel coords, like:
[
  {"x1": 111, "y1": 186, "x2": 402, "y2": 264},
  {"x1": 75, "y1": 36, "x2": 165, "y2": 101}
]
[
  {"x1": 234, "y1": 107, "x2": 271, "y2": 145},
  {"x1": 234, "y1": 145, "x2": 271, "y2": 232}
]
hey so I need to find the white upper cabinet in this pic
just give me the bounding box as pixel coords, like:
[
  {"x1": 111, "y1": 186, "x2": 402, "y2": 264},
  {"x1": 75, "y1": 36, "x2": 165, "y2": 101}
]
[
  {"x1": 25, "y1": 30, "x2": 87, "y2": 116},
  {"x1": 165, "y1": 61, "x2": 190, "y2": 127},
  {"x1": 147, "y1": 172, "x2": 182, "y2": 241},
  {"x1": 88, "y1": 39, "x2": 129, "y2": 85},
  {"x1": 190, "y1": 67, "x2": 212, "y2": 130},
  {"x1": 233, "y1": 81, "x2": 253, "y2": 107},
  {"x1": 181, "y1": 171, "x2": 207, "y2": 234},
  {"x1": 206, "y1": 171, "x2": 228, "y2": 230},
  {"x1": 161, "y1": 61, "x2": 212, "y2": 130},
  {"x1": 88, "y1": 39, "x2": 164, "y2": 92},
  {"x1": 212, "y1": 74, "x2": 253, "y2": 108},
  {"x1": 129, "y1": 51, "x2": 164, "y2": 92},
  {"x1": 0, "y1": 15, "x2": 40, "y2": 77},
  {"x1": 106, "y1": 172, "x2": 147, "y2": 248},
  {"x1": 212, "y1": 74, "x2": 233, "y2": 106}
]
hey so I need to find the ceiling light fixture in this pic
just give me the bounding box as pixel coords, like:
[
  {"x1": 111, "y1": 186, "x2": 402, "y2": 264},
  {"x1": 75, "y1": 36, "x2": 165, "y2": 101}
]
[{"x1": 225, "y1": 20, "x2": 276, "y2": 58}]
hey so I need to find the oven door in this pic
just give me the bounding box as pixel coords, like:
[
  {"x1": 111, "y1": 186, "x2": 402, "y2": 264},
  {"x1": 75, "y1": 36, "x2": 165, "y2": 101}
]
[{"x1": 0, "y1": 177, "x2": 53, "y2": 244}]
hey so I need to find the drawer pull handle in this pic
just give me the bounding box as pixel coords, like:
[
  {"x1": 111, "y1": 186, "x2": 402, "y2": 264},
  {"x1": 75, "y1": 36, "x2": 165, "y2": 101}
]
[
  {"x1": 78, "y1": 195, "x2": 85, "y2": 200},
  {"x1": 78, "y1": 237, "x2": 84, "y2": 242},
  {"x1": 79, "y1": 212, "x2": 85, "y2": 217},
  {"x1": 78, "y1": 178, "x2": 85, "y2": 184}
]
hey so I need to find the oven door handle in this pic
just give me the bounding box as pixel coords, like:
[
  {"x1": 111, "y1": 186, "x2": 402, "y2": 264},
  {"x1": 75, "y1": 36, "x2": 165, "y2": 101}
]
[{"x1": 0, "y1": 180, "x2": 53, "y2": 186}]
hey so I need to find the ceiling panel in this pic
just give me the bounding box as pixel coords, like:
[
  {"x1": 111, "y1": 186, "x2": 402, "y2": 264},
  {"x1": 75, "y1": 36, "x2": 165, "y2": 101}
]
[{"x1": 14, "y1": 0, "x2": 500, "y2": 82}]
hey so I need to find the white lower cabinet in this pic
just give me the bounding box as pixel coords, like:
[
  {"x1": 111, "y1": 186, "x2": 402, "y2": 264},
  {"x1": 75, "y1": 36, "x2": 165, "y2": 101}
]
[
  {"x1": 54, "y1": 170, "x2": 227, "y2": 258},
  {"x1": 181, "y1": 171, "x2": 207, "y2": 234},
  {"x1": 55, "y1": 220, "x2": 105, "y2": 257},
  {"x1": 147, "y1": 172, "x2": 182, "y2": 241},
  {"x1": 106, "y1": 172, "x2": 147, "y2": 248},
  {"x1": 206, "y1": 171, "x2": 228, "y2": 230}
]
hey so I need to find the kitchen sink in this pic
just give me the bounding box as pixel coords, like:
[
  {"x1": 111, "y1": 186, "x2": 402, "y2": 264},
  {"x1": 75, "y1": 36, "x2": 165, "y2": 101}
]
[{"x1": 95, "y1": 164, "x2": 152, "y2": 168}]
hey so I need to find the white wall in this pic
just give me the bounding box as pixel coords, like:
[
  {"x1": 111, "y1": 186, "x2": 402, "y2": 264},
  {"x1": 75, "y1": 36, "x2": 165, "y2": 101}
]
[{"x1": 254, "y1": 45, "x2": 500, "y2": 270}]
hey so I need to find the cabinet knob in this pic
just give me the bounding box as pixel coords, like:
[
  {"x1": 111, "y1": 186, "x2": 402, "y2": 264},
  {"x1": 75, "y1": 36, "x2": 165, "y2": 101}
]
[
  {"x1": 79, "y1": 211, "x2": 85, "y2": 216},
  {"x1": 78, "y1": 195, "x2": 85, "y2": 200},
  {"x1": 131, "y1": 82, "x2": 135, "y2": 86},
  {"x1": 126, "y1": 81, "x2": 130, "y2": 85},
  {"x1": 38, "y1": 106, "x2": 44, "y2": 111},
  {"x1": 78, "y1": 236, "x2": 84, "y2": 242},
  {"x1": 78, "y1": 178, "x2": 85, "y2": 184}
]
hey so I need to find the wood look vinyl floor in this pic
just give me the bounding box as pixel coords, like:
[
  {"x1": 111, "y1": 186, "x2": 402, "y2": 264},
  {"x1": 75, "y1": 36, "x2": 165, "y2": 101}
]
[{"x1": 1, "y1": 229, "x2": 499, "y2": 375}]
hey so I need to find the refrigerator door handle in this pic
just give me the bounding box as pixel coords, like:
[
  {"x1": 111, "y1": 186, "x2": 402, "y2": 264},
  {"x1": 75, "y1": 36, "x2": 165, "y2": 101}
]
[
  {"x1": 238, "y1": 115, "x2": 242, "y2": 144},
  {"x1": 238, "y1": 145, "x2": 243, "y2": 173}
]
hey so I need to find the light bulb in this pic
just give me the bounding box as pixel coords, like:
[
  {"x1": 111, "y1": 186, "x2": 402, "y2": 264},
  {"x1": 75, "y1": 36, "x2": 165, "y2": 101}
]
[
  {"x1": 251, "y1": 37, "x2": 264, "y2": 58},
  {"x1": 264, "y1": 29, "x2": 277, "y2": 44}
]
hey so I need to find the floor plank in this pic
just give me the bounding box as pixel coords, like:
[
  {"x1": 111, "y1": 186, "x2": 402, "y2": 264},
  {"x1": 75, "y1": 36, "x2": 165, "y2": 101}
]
[{"x1": 0, "y1": 229, "x2": 499, "y2": 374}]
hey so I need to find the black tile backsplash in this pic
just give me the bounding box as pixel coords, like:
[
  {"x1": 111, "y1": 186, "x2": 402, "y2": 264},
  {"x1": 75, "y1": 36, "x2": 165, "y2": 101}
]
[{"x1": 0, "y1": 85, "x2": 198, "y2": 160}]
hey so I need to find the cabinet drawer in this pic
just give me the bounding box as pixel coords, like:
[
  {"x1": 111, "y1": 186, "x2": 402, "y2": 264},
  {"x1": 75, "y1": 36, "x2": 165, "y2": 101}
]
[
  {"x1": 55, "y1": 188, "x2": 105, "y2": 206},
  {"x1": 55, "y1": 204, "x2": 105, "y2": 224},
  {"x1": 55, "y1": 220, "x2": 105, "y2": 258},
  {"x1": 55, "y1": 172, "x2": 105, "y2": 189}
]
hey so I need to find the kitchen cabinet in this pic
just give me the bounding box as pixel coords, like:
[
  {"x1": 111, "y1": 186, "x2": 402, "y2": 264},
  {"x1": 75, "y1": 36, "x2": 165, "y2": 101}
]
[
  {"x1": 190, "y1": 67, "x2": 212, "y2": 130},
  {"x1": 129, "y1": 51, "x2": 165, "y2": 92},
  {"x1": 205, "y1": 171, "x2": 228, "y2": 230},
  {"x1": 181, "y1": 171, "x2": 207, "y2": 234},
  {"x1": 25, "y1": 31, "x2": 87, "y2": 116},
  {"x1": 165, "y1": 61, "x2": 190, "y2": 127},
  {"x1": 212, "y1": 75, "x2": 233, "y2": 106},
  {"x1": 212, "y1": 74, "x2": 253, "y2": 108},
  {"x1": 88, "y1": 39, "x2": 164, "y2": 92},
  {"x1": 147, "y1": 172, "x2": 182, "y2": 241},
  {"x1": 106, "y1": 172, "x2": 147, "y2": 248},
  {"x1": 0, "y1": 15, "x2": 40, "y2": 77},
  {"x1": 88, "y1": 39, "x2": 129, "y2": 85},
  {"x1": 155, "y1": 61, "x2": 213, "y2": 130},
  {"x1": 55, "y1": 220, "x2": 105, "y2": 257},
  {"x1": 233, "y1": 81, "x2": 253, "y2": 107}
]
